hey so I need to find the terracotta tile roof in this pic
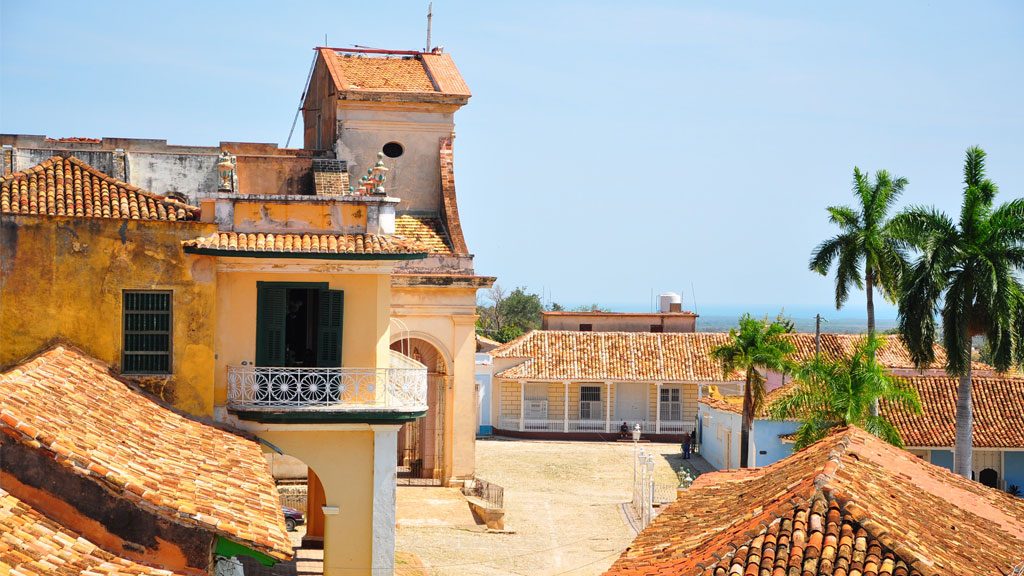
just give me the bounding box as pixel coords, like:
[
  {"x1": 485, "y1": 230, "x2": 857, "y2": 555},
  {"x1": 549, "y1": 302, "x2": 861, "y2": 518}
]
[
  {"x1": 181, "y1": 231, "x2": 429, "y2": 257},
  {"x1": 784, "y1": 333, "x2": 990, "y2": 371},
  {"x1": 395, "y1": 215, "x2": 453, "y2": 254},
  {"x1": 605, "y1": 426, "x2": 1024, "y2": 576},
  {"x1": 884, "y1": 375, "x2": 1024, "y2": 448},
  {"x1": 492, "y1": 332, "x2": 971, "y2": 383},
  {"x1": 492, "y1": 331, "x2": 744, "y2": 382},
  {"x1": 0, "y1": 156, "x2": 199, "y2": 221},
  {"x1": 0, "y1": 488, "x2": 182, "y2": 575},
  {"x1": 323, "y1": 50, "x2": 471, "y2": 97},
  {"x1": 0, "y1": 346, "x2": 293, "y2": 561}
]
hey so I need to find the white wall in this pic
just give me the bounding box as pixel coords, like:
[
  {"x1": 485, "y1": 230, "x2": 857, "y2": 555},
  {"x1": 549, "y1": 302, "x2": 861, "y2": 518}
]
[{"x1": 697, "y1": 403, "x2": 742, "y2": 470}]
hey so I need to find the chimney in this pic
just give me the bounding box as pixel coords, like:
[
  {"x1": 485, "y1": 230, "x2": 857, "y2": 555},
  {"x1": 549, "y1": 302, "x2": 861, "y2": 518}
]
[{"x1": 313, "y1": 159, "x2": 348, "y2": 196}]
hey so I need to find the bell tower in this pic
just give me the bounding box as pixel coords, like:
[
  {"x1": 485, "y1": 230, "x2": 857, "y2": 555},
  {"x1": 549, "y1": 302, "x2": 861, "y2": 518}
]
[{"x1": 301, "y1": 47, "x2": 471, "y2": 215}]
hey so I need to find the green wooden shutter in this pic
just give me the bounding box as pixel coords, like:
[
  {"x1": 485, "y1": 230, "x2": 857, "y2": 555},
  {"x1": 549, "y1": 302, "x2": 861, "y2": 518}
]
[
  {"x1": 317, "y1": 289, "x2": 344, "y2": 367},
  {"x1": 255, "y1": 284, "x2": 287, "y2": 366}
]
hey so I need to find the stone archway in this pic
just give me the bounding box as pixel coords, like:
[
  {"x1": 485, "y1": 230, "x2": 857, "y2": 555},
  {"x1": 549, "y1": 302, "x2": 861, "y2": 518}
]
[{"x1": 391, "y1": 337, "x2": 449, "y2": 480}]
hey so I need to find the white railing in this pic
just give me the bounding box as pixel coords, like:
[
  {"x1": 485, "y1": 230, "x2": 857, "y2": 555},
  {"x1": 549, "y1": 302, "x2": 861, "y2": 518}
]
[
  {"x1": 496, "y1": 417, "x2": 693, "y2": 435},
  {"x1": 226, "y1": 365, "x2": 428, "y2": 411}
]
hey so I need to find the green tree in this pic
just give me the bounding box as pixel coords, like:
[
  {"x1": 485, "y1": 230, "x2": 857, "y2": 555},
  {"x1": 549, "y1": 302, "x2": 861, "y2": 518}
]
[
  {"x1": 809, "y1": 167, "x2": 908, "y2": 416},
  {"x1": 769, "y1": 335, "x2": 922, "y2": 449},
  {"x1": 810, "y1": 168, "x2": 908, "y2": 334},
  {"x1": 890, "y1": 146, "x2": 1024, "y2": 478},
  {"x1": 711, "y1": 314, "x2": 796, "y2": 468},
  {"x1": 476, "y1": 285, "x2": 545, "y2": 343}
]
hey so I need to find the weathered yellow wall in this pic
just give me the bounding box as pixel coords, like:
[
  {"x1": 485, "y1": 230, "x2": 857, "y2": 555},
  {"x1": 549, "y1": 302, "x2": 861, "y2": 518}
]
[
  {"x1": 0, "y1": 214, "x2": 219, "y2": 416},
  {"x1": 214, "y1": 267, "x2": 391, "y2": 405},
  {"x1": 231, "y1": 201, "x2": 367, "y2": 232},
  {"x1": 257, "y1": 429, "x2": 374, "y2": 574}
]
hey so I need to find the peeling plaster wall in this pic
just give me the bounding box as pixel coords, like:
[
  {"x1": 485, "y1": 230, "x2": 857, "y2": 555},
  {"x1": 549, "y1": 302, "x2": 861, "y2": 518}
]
[
  {"x1": 0, "y1": 214, "x2": 219, "y2": 416},
  {"x1": 128, "y1": 152, "x2": 220, "y2": 200},
  {"x1": 335, "y1": 106, "x2": 454, "y2": 214}
]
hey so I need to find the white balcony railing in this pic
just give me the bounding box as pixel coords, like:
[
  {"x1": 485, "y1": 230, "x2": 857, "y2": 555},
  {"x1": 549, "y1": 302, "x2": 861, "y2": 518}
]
[{"x1": 227, "y1": 365, "x2": 428, "y2": 411}]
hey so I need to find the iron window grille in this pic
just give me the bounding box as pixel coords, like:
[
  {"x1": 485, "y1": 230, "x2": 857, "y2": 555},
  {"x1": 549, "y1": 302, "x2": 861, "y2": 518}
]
[{"x1": 122, "y1": 290, "x2": 172, "y2": 374}]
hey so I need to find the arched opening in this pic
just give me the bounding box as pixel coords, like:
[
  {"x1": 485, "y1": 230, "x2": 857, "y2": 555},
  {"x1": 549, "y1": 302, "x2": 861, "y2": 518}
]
[
  {"x1": 236, "y1": 452, "x2": 325, "y2": 572},
  {"x1": 391, "y1": 337, "x2": 448, "y2": 481},
  {"x1": 979, "y1": 467, "x2": 999, "y2": 488}
]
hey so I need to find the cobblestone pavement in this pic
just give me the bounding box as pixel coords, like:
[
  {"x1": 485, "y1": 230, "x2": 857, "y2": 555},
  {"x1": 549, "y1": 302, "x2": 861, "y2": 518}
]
[{"x1": 394, "y1": 438, "x2": 685, "y2": 576}]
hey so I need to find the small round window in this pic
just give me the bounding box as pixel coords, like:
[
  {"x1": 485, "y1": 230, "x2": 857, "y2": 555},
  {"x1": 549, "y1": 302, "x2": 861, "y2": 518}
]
[{"x1": 382, "y1": 142, "x2": 404, "y2": 158}]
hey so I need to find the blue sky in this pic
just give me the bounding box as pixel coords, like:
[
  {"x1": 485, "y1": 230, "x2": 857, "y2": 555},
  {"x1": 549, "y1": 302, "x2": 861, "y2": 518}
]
[{"x1": 2, "y1": 1, "x2": 1022, "y2": 319}]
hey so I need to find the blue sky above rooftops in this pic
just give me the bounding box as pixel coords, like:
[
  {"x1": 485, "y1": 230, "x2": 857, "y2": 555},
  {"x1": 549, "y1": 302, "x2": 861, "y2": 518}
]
[{"x1": 2, "y1": 1, "x2": 1021, "y2": 322}]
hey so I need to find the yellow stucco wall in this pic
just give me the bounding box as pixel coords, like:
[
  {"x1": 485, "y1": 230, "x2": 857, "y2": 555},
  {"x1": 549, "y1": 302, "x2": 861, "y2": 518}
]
[
  {"x1": 213, "y1": 266, "x2": 392, "y2": 405},
  {"x1": 0, "y1": 214, "x2": 219, "y2": 415},
  {"x1": 257, "y1": 428, "x2": 375, "y2": 574},
  {"x1": 231, "y1": 201, "x2": 367, "y2": 233}
]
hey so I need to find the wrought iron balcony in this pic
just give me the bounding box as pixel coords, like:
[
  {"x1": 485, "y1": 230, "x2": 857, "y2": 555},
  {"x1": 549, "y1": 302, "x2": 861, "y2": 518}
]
[{"x1": 226, "y1": 365, "x2": 428, "y2": 415}]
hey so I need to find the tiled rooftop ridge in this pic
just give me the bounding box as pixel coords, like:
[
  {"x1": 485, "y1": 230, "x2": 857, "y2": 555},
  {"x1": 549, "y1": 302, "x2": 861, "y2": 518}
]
[
  {"x1": 605, "y1": 426, "x2": 1024, "y2": 575},
  {"x1": 181, "y1": 231, "x2": 429, "y2": 256},
  {"x1": 0, "y1": 345, "x2": 293, "y2": 561},
  {"x1": 321, "y1": 48, "x2": 471, "y2": 98},
  {"x1": 0, "y1": 155, "x2": 199, "y2": 221}
]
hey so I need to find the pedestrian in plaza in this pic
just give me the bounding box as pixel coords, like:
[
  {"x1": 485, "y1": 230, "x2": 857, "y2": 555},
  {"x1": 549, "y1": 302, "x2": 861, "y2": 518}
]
[{"x1": 682, "y1": 431, "x2": 691, "y2": 459}]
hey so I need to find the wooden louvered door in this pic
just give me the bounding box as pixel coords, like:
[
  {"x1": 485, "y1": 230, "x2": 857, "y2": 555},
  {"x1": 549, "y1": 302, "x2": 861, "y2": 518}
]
[
  {"x1": 316, "y1": 289, "x2": 344, "y2": 368},
  {"x1": 256, "y1": 284, "x2": 287, "y2": 367}
]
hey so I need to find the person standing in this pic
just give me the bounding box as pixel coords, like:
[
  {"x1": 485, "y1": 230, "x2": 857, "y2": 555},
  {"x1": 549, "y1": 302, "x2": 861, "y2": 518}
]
[{"x1": 682, "y1": 431, "x2": 692, "y2": 459}]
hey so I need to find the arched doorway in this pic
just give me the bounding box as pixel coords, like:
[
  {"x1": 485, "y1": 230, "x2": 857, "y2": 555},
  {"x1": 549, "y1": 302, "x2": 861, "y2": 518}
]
[
  {"x1": 391, "y1": 337, "x2": 448, "y2": 480},
  {"x1": 979, "y1": 468, "x2": 999, "y2": 488}
]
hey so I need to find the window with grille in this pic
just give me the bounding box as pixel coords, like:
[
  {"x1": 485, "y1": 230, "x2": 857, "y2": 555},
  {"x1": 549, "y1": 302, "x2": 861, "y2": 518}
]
[
  {"x1": 122, "y1": 291, "x2": 172, "y2": 374},
  {"x1": 579, "y1": 323, "x2": 593, "y2": 332},
  {"x1": 659, "y1": 387, "x2": 682, "y2": 421},
  {"x1": 579, "y1": 386, "x2": 602, "y2": 419}
]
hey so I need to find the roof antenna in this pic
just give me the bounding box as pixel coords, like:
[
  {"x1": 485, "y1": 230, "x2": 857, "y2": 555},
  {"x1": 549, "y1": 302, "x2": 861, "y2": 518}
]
[{"x1": 425, "y1": 2, "x2": 433, "y2": 52}]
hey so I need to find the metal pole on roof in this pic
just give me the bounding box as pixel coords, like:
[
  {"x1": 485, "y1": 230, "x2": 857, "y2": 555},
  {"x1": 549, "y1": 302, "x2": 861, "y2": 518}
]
[
  {"x1": 815, "y1": 314, "x2": 827, "y2": 358},
  {"x1": 426, "y1": 2, "x2": 433, "y2": 52}
]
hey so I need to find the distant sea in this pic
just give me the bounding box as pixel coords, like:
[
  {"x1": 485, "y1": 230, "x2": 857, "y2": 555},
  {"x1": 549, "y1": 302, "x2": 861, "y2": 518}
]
[{"x1": 696, "y1": 315, "x2": 896, "y2": 334}]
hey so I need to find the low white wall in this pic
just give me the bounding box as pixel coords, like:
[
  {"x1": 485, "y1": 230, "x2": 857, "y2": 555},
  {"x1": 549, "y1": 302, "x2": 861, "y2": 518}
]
[{"x1": 697, "y1": 403, "x2": 742, "y2": 470}]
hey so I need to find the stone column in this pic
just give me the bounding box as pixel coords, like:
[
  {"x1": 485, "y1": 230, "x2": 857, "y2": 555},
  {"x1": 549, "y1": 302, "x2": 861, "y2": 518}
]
[
  {"x1": 371, "y1": 425, "x2": 400, "y2": 575},
  {"x1": 655, "y1": 383, "x2": 662, "y2": 434},
  {"x1": 563, "y1": 381, "x2": 569, "y2": 432},
  {"x1": 605, "y1": 382, "x2": 612, "y2": 433}
]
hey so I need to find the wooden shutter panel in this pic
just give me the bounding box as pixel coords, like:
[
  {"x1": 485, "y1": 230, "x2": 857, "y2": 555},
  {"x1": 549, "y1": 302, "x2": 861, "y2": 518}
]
[
  {"x1": 317, "y1": 289, "x2": 344, "y2": 367},
  {"x1": 255, "y1": 285, "x2": 287, "y2": 366}
]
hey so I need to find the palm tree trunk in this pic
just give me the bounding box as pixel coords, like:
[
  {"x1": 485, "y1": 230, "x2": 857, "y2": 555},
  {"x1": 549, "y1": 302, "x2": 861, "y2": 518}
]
[
  {"x1": 954, "y1": 360, "x2": 974, "y2": 478},
  {"x1": 866, "y1": 267, "x2": 879, "y2": 417},
  {"x1": 740, "y1": 370, "x2": 753, "y2": 468}
]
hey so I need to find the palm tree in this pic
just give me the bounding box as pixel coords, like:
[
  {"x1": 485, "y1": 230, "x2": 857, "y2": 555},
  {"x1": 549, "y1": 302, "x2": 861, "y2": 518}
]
[
  {"x1": 810, "y1": 168, "x2": 908, "y2": 334},
  {"x1": 891, "y1": 146, "x2": 1024, "y2": 478},
  {"x1": 809, "y1": 169, "x2": 908, "y2": 413},
  {"x1": 768, "y1": 335, "x2": 921, "y2": 449},
  {"x1": 711, "y1": 314, "x2": 795, "y2": 468}
]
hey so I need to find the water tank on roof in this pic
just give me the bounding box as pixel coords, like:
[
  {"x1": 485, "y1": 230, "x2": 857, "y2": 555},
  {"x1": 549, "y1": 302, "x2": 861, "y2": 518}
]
[{"x1": 659, "y1": 292, "x2": 682, "y2": 313}]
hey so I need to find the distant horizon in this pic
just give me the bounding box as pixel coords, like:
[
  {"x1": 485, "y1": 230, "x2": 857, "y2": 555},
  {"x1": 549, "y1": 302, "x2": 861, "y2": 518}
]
[{"x1": 548, "y1": 301, "x2": 898, "y2": 321}]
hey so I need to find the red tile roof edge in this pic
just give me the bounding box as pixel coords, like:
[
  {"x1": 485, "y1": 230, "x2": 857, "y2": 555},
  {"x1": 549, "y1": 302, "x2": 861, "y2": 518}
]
[
  {"x1": 0, "y1": 343, "x2": 292, "y2": 561},
  {"x1": 2, "y1": 155, "x2": 200, "y2": 216}
]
